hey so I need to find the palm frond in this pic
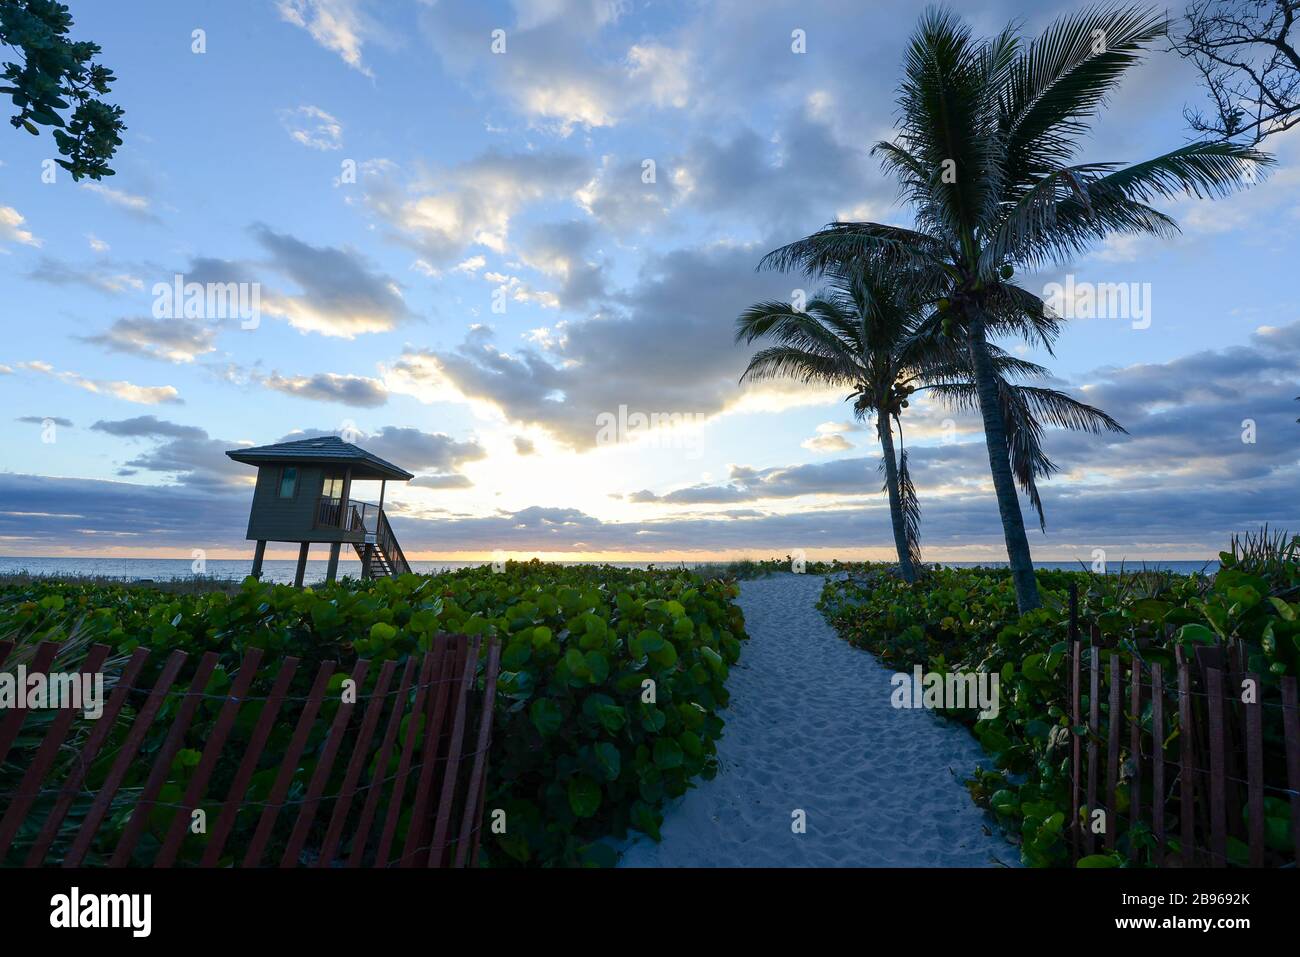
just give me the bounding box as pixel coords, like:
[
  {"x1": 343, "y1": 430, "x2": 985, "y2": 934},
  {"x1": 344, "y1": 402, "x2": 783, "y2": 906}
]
[
  {"x1": 1085, "y1": 140, "x2": 1273, "y2": 204},
  {"x1": 1001, "y1": 5, "x2": 1168, "y2": 180},
  {"x1": 1003, "y1": 385, "x2": 1128, "y2": 434},
  {"x1": 897, "y1": 447, "x2": 923, "y2": 569},
  {"x1": 738, "y1": 345, "x2": 859, "y2": 387},
  {"x1": 758, "y1": 221, "x2": 947, "y2": 279}
]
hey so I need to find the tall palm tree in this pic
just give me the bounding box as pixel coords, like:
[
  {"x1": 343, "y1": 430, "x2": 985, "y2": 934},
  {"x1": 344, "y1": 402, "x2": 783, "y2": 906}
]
[
  {"x1": 736, "y1": 262, "x2": 1125, "y2": 581},
  {"x1": 762, "y1": 5, "x2": 1270, "y2": 610}
]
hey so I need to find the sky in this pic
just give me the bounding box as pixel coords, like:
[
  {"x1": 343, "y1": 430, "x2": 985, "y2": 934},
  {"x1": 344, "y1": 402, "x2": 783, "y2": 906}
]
[{"x1": 0, "y1": 0, "x2": 1297, "y2": 564}]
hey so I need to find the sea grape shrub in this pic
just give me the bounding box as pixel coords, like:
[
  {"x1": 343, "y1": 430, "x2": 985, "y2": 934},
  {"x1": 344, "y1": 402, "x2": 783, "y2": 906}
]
[
  {"x1": 817, "y1": 547, "x2": 1299, "y2": 867},
  {"x1": 0, "y1": 561, "x2": 747, "y2": 867},
  {"x1": 441, "y1": 561, "x2": 746, "y2": 866}
]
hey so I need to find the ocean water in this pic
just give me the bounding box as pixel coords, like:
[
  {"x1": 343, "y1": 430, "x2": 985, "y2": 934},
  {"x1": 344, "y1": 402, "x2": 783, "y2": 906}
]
[
  {"x1": 940, "y1": 560, "x2": 1219, "y2": 575},
  {"x1": 0, "y1": 555, "x2": 1219, "y2": 586},
  {"x1": 0, "y1": 557, "x2": 467, "y2": 586}
]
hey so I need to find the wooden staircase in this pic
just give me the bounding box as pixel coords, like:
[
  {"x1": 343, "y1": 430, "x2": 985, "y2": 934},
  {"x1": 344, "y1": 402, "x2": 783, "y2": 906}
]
[{"x1": 352, "y1": 508, "x2": 411, "y2": 579}]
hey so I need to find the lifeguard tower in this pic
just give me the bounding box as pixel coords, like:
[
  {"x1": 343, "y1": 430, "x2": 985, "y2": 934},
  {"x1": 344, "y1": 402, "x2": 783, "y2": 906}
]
[{"x1": 225, "y1": 436, "x2": 414, "y2": 586}]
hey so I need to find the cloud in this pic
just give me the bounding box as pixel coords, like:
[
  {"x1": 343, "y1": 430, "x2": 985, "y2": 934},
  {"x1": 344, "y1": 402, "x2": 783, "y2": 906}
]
[
  {"x1": 90, "y1": 416, "x2": 207, "y2": 440},
  {"x1": 81, "y1": 317, "x2": 217, "y2": 363},
  {"x1": 260, "y1": 371, "x2": 389, "y2": 407},
  {"x1": 27, "y1": 256, "x2": 145, "y2": 294},
  {"x1": 670, "y1": 109, "x2": 886, "y2": 238},
  {"x1": 80, "y1": 418, "x2": 246, "y2": 490},
  {"x1": 363, "y1": 150, "x2": 589, "y2": 266},
  {"x1": 575, "y1": 155, "x2": 682, "y2": 235},
  {"x1": 410, "y1": 473, "x2": 474, "y2": 489},
  {"x1": 0, "y1": 473, "x2": 242, "y2": 552},
  {"x1": 802, "y1": 432, "x2": 855, "y2": 453},
  {"x1": 626, "y1": 43, "x2": 692, "y2": 109},
  {"x1": 16, "y1": 416, "x2": 73, "y2": 428},
  {"x1": 83, "y1": 240, "x2": 410, "y2": 340},
  {"x1": 634, "y1": 458, "x2": 881, "y2": 505},
  {"x1": 223, "y1": 424, "x2": 488, "y2": 491},
  {"x1": 80, "y1": 183, "x2": 158, "y2": 222},
  {"x1": 801, "y1": 420, "x2": 867, "y2": 452},
  {"x1": 417, "y1": 2, "x2": 695, "y2": 135},
  {"x1": 279, "y1": 105, "x2": 344, "y2": 150},
  {"x1": 383, "y1": 242, "x2": 803, "y2": 448},
  {"x1": 515, "y1": 220, "x2": 609, "y2": 308},
  {"x1": 276, "y1": 0, "x2": 378, "y2": 75},
  {"x1": 0, "y1": 205, "x2": 40, "y2": 247},
  {"x1": 514, "y1": 436, "x2": 536, "y2": 455},
  {"x1": 250, "y1": 224, "x2": 416, "y2": 337},
  {"x1": 280, "y1": 425, "x2": 486, "y2": 474},
  {"x1": 18, "y1": 361, "x2": 182, "y2": 405},
  {"x1": 7, "y1": 305, "x2": 1299, "y2": 559},
  {"x1": 624, "y1": 319, "x2": 1300, "y2": 555}
]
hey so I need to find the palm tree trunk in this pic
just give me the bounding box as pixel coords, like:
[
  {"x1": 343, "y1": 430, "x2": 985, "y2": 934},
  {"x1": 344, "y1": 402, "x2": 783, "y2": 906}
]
[
  {"x1": 877, "y1": 414, "x2": 917, "y2": 583},
  {"x1": 966, "y1": 310, "x2": 1041, "y2": 611}
]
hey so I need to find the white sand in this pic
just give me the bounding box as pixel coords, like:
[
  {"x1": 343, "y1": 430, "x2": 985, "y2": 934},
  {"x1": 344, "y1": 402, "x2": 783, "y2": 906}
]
[{"x1": 618, "y1": 573, "x2": 1017, "y2": 867}]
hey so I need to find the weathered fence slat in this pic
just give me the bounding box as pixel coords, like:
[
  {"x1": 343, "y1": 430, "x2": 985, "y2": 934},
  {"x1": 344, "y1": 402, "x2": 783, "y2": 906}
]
[
  {"x1": 24, "y1": 647, "x2": 151, "y2": 866},
  {"x1": 60, "y1": 649, "x2": 189, "y2": 867},
  {"x1": 0, "y1": 643, "x2": 110, "y2": 857},
  {"x1": 1244, "y1": 671, "x2": 1264, "y2": 868},
  {"x1": 0, "y1": 640, "x2": 60, "y2": 767},
  {"x1": 243, "y1": 661, "x2": 337, "y2": 867},
  {"x1": 201, "y1": 656, "x2": 301, "y2": 866},
  {"x1": 375, "y1": 650, "x2": 437, "y2": 867},
  {"x1": 1282, "y1": 676, "x2": 1300, "y2": 867},
  {"x1": 1070, "y1": 638, "x2": 1081, "y2": 859},
  {"x1": 1105, "y1": 654, "x2": 1121, "y2": 852},
  {"x1": 280, "y1": 659, "x2": 371, "y2": 867},
  {"x1": 108, "y1": 651, "x2": 221, "y2": 867},
  {"x1": 1150, "y1": 663, "x2": 1165, "y2": 860},
  {"x1": 429, "y1": 635, "x2": 482, "y2": 866},
  {"x1": 401, "y1": 635, "x2": 454, "y2": 866},
  {"x1": 1205, "y1": 667, "x2": 1227, "y2": 867},
  {"x1": 456, "y1": 636, "x2": 501, "y2": 867},
  {"x1": 1086, "y1": 640, "x2": 1100, "y2": 856},
  {"x1": 1224, "y1": 656, "x2": 1244, "y2": 844},
  {"x1": 1176, "y1": 646, "x2": 1195, "y2": 866},
  {"x1": 1128, "y1": 653, "x2": 1141, "y2": 862},
  {"x1": 348, "y1": 656, "x2": 418, "y2": 867},
  {"x1": 317, "y1": 658, "x2": 398, "y2": 868},
  {"x1": 155, "y1": 648, "x2": 265, "y2": 867}
]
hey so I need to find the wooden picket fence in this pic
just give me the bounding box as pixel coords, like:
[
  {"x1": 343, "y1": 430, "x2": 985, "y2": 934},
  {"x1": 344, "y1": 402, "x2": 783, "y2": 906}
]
[
  {"x1": 1065, "y1": 589, "x2": 1300, "y2": 867},
  {"x1": 0, "y1": 633, "x2": 500, "y2": 868}
]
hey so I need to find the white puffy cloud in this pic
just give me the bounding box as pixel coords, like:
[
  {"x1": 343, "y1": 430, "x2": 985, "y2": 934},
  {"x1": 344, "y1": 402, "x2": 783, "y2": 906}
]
[
  {"x1": 82, "y1": 318, "x2": 218, "y2": 364},
  {"x1": 0, "y1": 205, "x2": 40, "y2": 247},
  {"x1": 277, "y1": 0, "x2": 377, "y2": 75},
  {"x1": 18, "y1": 361, "x2": 182, "y2": 405}
]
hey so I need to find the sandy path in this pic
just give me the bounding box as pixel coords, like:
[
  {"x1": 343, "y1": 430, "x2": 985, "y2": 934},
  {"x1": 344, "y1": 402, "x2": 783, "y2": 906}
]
[{"x1": 619, "y1": 573, "x2": 1015, "y2": 867}]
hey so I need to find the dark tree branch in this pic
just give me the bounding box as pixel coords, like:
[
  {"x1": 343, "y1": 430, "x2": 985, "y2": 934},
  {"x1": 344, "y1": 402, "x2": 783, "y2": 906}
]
[{"x1": 1171, "y1": 0, "x2": 1300, "y2": 143}]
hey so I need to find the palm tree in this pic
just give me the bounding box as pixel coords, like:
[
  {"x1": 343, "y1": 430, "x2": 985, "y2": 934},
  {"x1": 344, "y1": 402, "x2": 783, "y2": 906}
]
[
  {"x1": 762, "y1": 5, "x2": 1270, "y2": 610},
  {"x1": 735, "y1": 262, "x2": 1125, "y2": 581},
  {"x1": 736, "y1": 268, "x2": 926, "y2": 580}
]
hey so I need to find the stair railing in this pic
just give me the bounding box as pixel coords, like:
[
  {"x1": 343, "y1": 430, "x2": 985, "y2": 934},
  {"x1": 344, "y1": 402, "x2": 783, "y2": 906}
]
[{"x1": 377, "y1": 510, "x2": 410, "y2": 575}]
